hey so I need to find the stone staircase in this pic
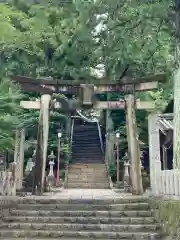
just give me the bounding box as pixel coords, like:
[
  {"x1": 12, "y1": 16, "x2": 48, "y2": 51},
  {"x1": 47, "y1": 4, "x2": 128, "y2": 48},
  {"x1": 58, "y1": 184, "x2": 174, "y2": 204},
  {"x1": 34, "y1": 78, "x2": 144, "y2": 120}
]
[
  {"x1": 66, "y1": 163, "x2": 110, "y2": 188},
  {"x1": 72, "y1": 123, "x2": 104, "y2": 164},
  {"x1": 67, "y1": 122, "x2": 109, "y2": 189},
  {"x1": 0, "y1": 197, "x2": 163, "y2": 239}
]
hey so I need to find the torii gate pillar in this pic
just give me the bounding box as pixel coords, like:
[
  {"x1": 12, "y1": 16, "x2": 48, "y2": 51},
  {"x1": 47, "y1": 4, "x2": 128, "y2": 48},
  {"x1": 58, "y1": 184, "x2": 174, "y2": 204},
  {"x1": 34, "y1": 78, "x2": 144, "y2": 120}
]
[{"x1": 32, "y1": 94, "x2": 51, "y2": 195}]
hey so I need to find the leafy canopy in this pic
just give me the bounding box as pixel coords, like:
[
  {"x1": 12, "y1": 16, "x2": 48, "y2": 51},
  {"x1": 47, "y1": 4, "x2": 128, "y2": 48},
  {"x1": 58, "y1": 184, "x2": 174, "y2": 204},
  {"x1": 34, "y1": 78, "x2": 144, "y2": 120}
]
[{"x1": 0, "y1": 0, "x2": 175, "y2": 152}]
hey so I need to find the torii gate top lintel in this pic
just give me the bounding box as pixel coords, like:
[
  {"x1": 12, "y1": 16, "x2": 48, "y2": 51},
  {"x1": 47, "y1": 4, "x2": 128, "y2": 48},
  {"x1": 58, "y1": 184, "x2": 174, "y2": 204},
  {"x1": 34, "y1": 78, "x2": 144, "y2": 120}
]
[
  {"x1": 12, "y1": 74, "x2": 166, "y2": 96},
  {"x1": 12, "y1": 73, "x2": 165, "y2": 86}
]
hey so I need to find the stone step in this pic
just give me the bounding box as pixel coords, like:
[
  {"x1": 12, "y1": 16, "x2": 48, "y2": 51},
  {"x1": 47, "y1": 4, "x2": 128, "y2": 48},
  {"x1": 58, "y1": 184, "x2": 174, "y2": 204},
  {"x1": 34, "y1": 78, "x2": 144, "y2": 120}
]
[
  {"x1": 72, "y1": 150, "x2": 102, "y2": 152},
  {"x1": 67, "y1": 171, "x2": 108, "y2": 174},
  {"x1": 71, "y1": 161, "x2": 104, "y2": 164},
  {"x1": 10, "y1": 210, "x2": 152, "y2": 218},
  {"x1": 68, "y1": 173, "x2": 107, "y2": 176},
  {"x1": 67, "y1": 181, "x2": 109, "y2": 184},
  {"x1": 71, "y1": 160, "x2": 104, "y2": 163},
  {"x1": 73, "y1": 131, "x2": 99, "y2": 135},
  {"x1": 72, "y1": 142, "x2": 101, "y2": 145},
  {"x1": 66, "y1": 183, "x2": 109, "y2": 187},
  {"x1": 0, "y1": 238, "x2": 82, "y2": 240},
  {"x1": 68, "y1": 170, "x2": 107, "y2": 173},
  {"x1": 0, "y1": 229, "x2": 162, "y2": 239},
  {"x1": 67, "y1": 175, "x2": 108, "y2": 179},
  {"x1": 67, "y1": 174, "x2": 108, "y2": 177},
  {"x1": 72, "y1": 153, "x2": 102, "y2": 156},
  {"x1": 68, "y1": 169, "x2": 106, "y2": 172},
  {"x1": 67, "y1": 173, "x2": 108, "y2": 176},
  {"x1": 67, "y1": 180, "x2": 109, "y2": 184},
  {"x1": 67, "y1": 175, "x2": 108, "y2": 178},
  {"x1": 72, "y1": 145, "x2": 101, "y2": 148},
  {"x1": 72, "y1": 138, "x2": 100, "y2": 142},
  {"x1": 68, "y1": 164, "x2": 106, "y2": 168},
  {"x1": 0, "y1": 238, "x2": 115, "y2": 240},
  {"x1": 68, "y1": 172, "x2": 106, "y2": 175},
  {"x1": 66, "y1": 181, "x2": 109, "y2": 183},
  {"x1": 72, "y1": 138, "x2": 100, "y2": 141},
  {"x1": 0, "y1": 238, "x2": 92, "y2": 240},
  {"x1": 4, "y1": 216, "x2": 155, "y2": 224},
  {"x1": 68, "y1": 169, "x2": 107, "y2": 172},
  {"x1": 12, "y1": 203, "x2": 150, "y2": 211},
  {"x1": 66, "y1": 185, "x2": 110, "y2": 189},
  {"x1": 0, "y1": 222, "x2": 159, "y2": 232},
  {"x1": 73, "y1": 139, "x2": 101, "y2": 142},
  {"x1": 72, "y1": 147, "x2": 102, "y2": 150},
  {"x1": 72, "y1": 154, "x2": 103, "y2": 158},
  {"x1": 72, "y1": 150, "x2": 101, "y2": 153},
  {"x1": 7, "y1": 197, "x2": 148, "y2": 204}
]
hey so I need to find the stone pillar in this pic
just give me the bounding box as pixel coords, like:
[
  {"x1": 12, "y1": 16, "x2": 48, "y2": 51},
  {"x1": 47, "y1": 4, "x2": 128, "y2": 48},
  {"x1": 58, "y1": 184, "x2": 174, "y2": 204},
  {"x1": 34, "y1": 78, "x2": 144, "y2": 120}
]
[
  {"x1": 14, "y1": 128, "x2": 25, "y2": 190},
  {"x1": 32, "y1": 94, "x2": 51, "y2": 195},
  {"x1": 125, "y1": 95, "x2": 143, "y2": 195},
  {"x1": 148, "y1": 114, "x2": 161, "y2": 196},
  {"x1": 41, "y1": 94, "x2": 51, "y2": 192},
  {"x1": 105, "y1": 97, "x2": 114, "y2": 164}
]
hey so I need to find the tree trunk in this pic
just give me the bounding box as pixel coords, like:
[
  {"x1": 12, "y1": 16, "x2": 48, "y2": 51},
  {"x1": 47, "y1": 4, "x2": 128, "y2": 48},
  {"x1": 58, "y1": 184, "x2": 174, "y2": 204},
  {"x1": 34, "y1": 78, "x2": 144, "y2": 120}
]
[{"x1": 173, "y1": 0, "x2": 180, "y2": 168}]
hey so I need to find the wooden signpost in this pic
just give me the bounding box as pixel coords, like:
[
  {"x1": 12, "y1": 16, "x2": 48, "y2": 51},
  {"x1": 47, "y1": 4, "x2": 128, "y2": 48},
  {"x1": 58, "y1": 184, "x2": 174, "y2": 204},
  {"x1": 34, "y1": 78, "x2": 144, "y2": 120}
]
[{"x1": 12, "y1": 73, "x2": 165, "y2": 195}]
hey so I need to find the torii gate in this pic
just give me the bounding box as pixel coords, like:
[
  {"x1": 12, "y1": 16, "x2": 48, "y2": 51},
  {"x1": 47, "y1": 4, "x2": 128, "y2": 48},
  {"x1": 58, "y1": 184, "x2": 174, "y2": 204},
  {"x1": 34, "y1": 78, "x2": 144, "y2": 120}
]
[{"x1": 12, "y1": 74, "x2": 165, "y2": 195}]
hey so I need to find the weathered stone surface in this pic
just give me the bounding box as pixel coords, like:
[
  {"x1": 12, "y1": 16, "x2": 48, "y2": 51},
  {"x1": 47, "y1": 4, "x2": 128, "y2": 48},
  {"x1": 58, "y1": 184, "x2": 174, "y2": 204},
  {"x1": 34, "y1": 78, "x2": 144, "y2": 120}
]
[
  {"x1": 66, "y1": 163, "x2": 110, "y2": 189},
  {"x1": 0, "y1": 230, "x2": 162, "y2": 239},
  {"x1": 10, "y1": 209, "x2": 152, "y2": 217},
  {"x1": 12, "y1": 202, "x2": 150, "y2": 211},
  {"x1": 0, "y1": 222, "x2": 160, "y2": 232},
  {"x1": 5, "y1": 196, "x2": 148, "y2": 204},
  {"x1": 4, "y1": 216, "x2": 155, "y2": 224},
  {"x1": 0, "y1": 194, "x2": 163, "y2": 239}
]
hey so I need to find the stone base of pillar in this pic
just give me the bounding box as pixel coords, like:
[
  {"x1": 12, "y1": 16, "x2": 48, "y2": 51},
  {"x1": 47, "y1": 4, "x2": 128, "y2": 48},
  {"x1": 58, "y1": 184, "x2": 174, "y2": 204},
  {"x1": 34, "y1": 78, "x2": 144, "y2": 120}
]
[
  {"x1": 46, "y1": 175, "x2": 55, "y2": 191},
  {"x1": 124, "y1": 176, "x2": 130, "y2": 193}
]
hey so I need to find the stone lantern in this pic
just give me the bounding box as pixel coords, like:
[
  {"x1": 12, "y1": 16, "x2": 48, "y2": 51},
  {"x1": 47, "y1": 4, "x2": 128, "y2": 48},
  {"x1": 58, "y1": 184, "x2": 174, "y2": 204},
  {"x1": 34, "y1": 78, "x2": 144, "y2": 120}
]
[{"x1": 47, "y1": 151, "x2": 56, "y2": 188}]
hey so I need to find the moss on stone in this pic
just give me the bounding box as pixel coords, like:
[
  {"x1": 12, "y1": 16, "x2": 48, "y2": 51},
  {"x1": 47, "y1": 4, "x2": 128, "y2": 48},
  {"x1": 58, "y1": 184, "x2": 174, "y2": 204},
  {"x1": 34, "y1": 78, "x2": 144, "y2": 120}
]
[{"x1": 151, "y1": 199, "x2": 180, "y2": 239}]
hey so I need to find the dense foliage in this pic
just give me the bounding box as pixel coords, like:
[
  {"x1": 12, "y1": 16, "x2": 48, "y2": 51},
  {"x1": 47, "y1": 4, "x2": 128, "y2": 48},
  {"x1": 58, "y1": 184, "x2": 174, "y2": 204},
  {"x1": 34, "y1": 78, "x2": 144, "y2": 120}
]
[
  {"x1": 0, "y1": 0, "x2": 175, "y2": 154},
  {"x1": 0, "y1": 78, "x2": 22, "y2": 151}
]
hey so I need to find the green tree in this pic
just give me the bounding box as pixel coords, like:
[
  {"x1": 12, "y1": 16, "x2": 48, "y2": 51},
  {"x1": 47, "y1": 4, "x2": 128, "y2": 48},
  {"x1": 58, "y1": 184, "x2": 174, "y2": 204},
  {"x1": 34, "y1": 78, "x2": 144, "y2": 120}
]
[
  {"x1": 0, "y1": 0, "x2": 175, "y2": 153},
  {"x1": 95, "y1": 0, "x2": 174, "y2": 78},
  {"x1": 0, "y1": 77, "x2": 23, "y2": 151},
  {"x1": 0, "y1": 0, "x2": 99, "y2": 79}
]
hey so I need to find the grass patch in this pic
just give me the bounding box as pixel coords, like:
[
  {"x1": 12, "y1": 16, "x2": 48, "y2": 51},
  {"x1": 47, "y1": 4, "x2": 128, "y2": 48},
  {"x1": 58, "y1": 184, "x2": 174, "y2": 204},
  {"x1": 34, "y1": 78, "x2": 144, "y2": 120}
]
[{"x1": 152, "y1": 199, "x2": 180, "y2": 239}]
